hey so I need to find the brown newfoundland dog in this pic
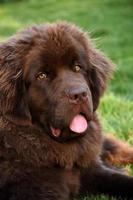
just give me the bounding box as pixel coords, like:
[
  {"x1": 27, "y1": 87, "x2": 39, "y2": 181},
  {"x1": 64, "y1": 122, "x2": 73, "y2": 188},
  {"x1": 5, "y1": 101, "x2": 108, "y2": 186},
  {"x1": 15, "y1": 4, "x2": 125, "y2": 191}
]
[{"x1": 0, "y1": 22, "x2": 133, "y2": 200}]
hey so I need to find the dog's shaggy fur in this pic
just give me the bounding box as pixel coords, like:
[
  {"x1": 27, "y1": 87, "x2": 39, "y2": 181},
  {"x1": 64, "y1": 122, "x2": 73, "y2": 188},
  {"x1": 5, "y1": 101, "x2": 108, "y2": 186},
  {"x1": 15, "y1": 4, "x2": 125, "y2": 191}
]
[{"x1": 0, "y1": 22, "x2": 133, "y2": 200}]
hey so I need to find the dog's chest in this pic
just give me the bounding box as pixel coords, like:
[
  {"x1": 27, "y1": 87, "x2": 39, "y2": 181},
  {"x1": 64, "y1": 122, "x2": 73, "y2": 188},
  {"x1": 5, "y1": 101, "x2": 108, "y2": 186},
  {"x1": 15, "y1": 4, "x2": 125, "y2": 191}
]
[
  {"x1": 62, "y1": 169, "x2": 80, "y2": 197},
  {"x1": 40, "y1": 167, "x2": 80, "y2": 199}
]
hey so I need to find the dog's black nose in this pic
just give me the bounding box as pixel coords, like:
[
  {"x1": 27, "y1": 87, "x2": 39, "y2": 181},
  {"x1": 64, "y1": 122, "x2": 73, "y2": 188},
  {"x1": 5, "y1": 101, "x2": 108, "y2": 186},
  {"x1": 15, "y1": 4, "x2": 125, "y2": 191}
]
[{"x1": 66, "y1": 87, "x2": 88, "y2": 104}]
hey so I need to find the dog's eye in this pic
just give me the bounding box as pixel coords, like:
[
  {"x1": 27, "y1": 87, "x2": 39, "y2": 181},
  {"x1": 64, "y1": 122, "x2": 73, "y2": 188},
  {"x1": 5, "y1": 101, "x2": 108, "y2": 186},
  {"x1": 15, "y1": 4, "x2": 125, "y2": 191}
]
[
  {"x1": 36, "y1": 72, "x2": 47, "y2": 80},
  {"x1": 73, "y1": 65, "x2": 81, "y2": 73}
]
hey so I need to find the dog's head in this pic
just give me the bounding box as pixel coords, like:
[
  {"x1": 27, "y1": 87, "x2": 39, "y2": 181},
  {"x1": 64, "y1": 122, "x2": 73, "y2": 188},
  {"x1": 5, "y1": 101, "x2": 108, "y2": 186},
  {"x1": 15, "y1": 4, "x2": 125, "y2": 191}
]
[{"x1": 0, "y1": 22, "x2": 113, "y2": 142}]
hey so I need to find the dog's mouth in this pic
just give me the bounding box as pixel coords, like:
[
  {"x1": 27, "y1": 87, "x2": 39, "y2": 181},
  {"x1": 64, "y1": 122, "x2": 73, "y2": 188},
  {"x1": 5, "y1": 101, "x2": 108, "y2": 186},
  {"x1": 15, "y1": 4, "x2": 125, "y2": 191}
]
[{"x1": 50, "y1": 113, "x2": 89, "y2": 140}]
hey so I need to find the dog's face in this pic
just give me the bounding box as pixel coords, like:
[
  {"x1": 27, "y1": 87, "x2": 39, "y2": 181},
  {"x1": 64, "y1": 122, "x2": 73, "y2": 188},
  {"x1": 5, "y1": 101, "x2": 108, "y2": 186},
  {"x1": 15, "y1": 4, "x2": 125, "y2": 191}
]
[
  {"x1": 0, "y1": 22, "x2": 113, "y2": 142},
  {"x1": 24, "y1": 35, "x2": 93, "y2": 142}
]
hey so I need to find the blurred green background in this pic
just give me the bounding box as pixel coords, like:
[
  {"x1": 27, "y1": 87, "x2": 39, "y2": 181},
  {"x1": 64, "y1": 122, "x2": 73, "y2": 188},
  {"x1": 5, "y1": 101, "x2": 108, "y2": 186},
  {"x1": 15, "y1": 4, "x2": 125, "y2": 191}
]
[{"x1": 0, "y1": 0, "x2": 133, "y2": 199}]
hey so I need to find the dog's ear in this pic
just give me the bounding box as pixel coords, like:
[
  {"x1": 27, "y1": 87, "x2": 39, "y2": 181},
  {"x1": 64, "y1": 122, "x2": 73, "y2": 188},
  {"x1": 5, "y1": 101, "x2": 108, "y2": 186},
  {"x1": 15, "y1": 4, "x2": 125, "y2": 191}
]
[
  {"x1": 88, "y1": 47, "x2": 114, "y2": 111},
  {"x1": 0, "y1": 38, "x2": 32, "y2": 126},
  {"x1": 5, "y1": 74, "x2": 31, "y2": 126}
]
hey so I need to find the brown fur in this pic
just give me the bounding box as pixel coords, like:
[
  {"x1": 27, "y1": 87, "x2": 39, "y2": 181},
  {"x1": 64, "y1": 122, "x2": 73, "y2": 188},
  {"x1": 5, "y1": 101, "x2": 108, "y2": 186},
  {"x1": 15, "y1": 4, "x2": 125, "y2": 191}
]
[
  {"x1": 0, "y1": 22, "x2": 133, "y2": 200},
  {"x1": 102, "y1": 135, "x2": 133, "y2": 165}
]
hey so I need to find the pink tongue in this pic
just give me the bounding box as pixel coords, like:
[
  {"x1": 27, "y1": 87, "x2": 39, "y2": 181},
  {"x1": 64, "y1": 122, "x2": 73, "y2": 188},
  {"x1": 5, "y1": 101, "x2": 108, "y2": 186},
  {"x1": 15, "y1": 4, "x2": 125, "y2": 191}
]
[{"x1": 70, "y1": 114, "x2": 88, "y2": 134}]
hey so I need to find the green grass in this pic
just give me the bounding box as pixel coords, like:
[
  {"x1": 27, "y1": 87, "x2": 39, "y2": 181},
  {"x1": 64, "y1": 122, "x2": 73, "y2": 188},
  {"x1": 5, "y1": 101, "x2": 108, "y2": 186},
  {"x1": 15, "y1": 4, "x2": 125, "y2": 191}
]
[
  {"x1": 0, "y1": 0, "x2": 133, "y2": 199},
  {"x1": 80, "y1": 196, "x2": 116, "y2": 200}
]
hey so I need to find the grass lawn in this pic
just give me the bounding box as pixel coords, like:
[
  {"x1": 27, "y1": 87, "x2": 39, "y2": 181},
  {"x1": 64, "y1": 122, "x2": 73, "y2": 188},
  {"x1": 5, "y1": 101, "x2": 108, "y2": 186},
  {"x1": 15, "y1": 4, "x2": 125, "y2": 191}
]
[{"x1": 0, "y1": 0, "x2": 133, "y2": 199}]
